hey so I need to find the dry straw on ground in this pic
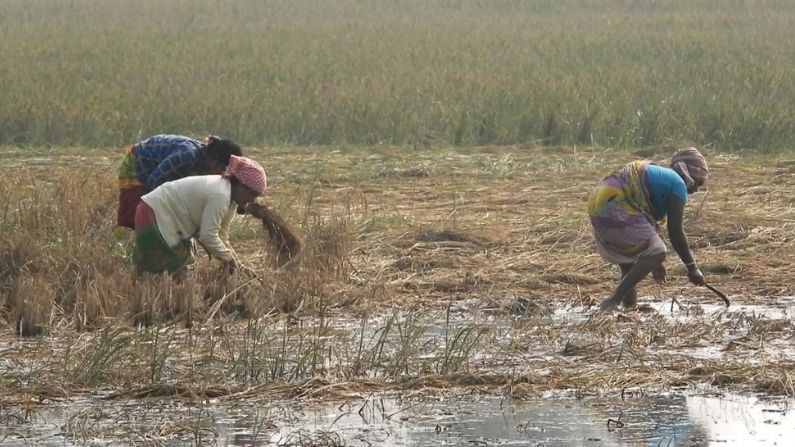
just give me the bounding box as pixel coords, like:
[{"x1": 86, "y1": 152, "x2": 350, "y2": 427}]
[{"x1": 0, "y1": 146, "x2": 793, "y2": 406}]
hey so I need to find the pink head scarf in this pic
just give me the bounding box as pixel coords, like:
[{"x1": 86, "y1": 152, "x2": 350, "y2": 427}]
[
  {"x1": 670, "y1": 147, "x2": 709, "y2": 188},
  {"x1": 222, "y1": 155, "x2": 267, "y2": 195}
]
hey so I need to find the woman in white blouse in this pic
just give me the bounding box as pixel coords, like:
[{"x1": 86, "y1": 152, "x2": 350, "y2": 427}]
[{"x1": 132, "y1": 155, "x2": 267, "y2": 277}]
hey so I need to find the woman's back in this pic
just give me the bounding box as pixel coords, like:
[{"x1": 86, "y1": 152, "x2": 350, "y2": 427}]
[
  {"x1": 141, "y1": 175, "x2": 232, "y2": 248},
  {"x1": 643, "y1": 164, "x2": 688, "y2": 220}
]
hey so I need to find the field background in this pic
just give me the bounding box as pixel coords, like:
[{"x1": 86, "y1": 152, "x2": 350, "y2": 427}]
[
  {"x1": 2, "y1": 1, "x2": 795, "y2": 442},
  {"x1": 1, "y1": 0, "x2": 794, "y2": 151}
]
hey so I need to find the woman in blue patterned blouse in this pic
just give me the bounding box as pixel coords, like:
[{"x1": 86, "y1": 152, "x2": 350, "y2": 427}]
[{"x1": 116, "y1": 134, "x2": 242, "y2": 229}]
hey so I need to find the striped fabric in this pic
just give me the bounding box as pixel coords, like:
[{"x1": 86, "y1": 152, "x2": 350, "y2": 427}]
[{"x1": 133, "y1": 135, "x2": 206, "y2": 190}]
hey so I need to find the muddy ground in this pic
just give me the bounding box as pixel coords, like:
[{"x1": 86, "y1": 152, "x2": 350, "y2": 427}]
[{"x1": 0, "y1": 145, "x2": 793, "y2": 445}]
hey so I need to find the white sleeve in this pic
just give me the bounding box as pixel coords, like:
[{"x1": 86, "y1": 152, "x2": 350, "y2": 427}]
[
  {"x1": 218, "y1": 206, "x2": 237, "y2": 258},
  {"x1": 197, "y1": 194, "x2": 236, "y2": 261}
]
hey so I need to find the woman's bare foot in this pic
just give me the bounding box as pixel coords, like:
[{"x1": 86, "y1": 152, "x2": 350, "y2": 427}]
[
  {"x1": 599, "y1": 295, "x2": 622, "y2": 311},
  {"x1": 621, "y1": 288, "x2": 638, "y2": 308}
]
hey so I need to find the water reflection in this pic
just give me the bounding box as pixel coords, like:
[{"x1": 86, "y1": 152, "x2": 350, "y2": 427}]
[
  {"x1": 215, "y1": 391, "x2": 793, "y2": 447},
  {"x1": 0, "y1": 390, "x2": 791, "y2": 445}
]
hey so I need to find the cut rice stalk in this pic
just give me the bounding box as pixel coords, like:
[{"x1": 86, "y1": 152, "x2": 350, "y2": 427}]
[{"x1": 247, "y1": 201, "x2": 303, "y2": 267}]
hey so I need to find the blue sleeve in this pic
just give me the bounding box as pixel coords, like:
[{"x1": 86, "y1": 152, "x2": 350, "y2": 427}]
[
  {"x1": 144, "y1": 149, "x2": 202, "y2": 190},
  {"x1": 669, "y1": 171, "x2": 688, "y2": 203}
]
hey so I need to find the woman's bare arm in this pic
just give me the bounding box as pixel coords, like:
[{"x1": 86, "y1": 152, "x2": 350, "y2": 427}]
[{"x1": 667, "y1": 196, "x2": 705, "y2": 286}]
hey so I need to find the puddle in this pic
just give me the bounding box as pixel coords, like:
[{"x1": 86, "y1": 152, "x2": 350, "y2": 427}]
[
  {"x1": 552, "y1": 295, "x2": 795, "y2": 324},
  {"x1": 227, "y1": 391, "x2": 794, "y2": 446},
  {"x1": 646, "y1": 298, "x2": 795, "y2": 322},
  {"x1": 1, "y1": 391, "x2": 792, "y2": 446}
]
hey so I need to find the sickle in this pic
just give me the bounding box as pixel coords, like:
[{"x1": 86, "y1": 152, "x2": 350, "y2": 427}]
[{"x1": 704, "y1": 283, "x2": 730, "y2": 308}]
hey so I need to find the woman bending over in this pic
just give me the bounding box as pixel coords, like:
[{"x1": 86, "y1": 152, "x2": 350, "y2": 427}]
[
  {"x1": 588, "y1": 147, "x2": 709, "y2": 311},
  {"x1": 133, "y1": 155, "x2": 266, "y2": 277},
  {"x1": 117, "y1": 134, "x2": 242, "y2": 229}
]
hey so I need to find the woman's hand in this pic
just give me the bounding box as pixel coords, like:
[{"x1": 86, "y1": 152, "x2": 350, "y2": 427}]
[
  {"x1": 651, "y1": 262, "x2": 667, "y2": 284},
  {"x1": 687, "y1": 264, "x2": 705, "y2": 286},
  {"x1": 222, "y1": 258, "x2": 239, "y2": 274}
]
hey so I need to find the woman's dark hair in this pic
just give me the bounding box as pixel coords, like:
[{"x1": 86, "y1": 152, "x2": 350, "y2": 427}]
[
  {"x1": 226, "y1": 176, "x2": 250, "y2": 214},
  {"x1": 205, "y1": 135, "x2": 243, "y2": 166}
]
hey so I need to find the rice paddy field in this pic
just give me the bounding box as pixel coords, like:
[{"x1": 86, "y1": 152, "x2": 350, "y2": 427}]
[
  {"x1": 2, "y1": 0, "x2": 795, "y2": 446},
  {"x1": 1, "y1": 144, "x2": 793, "y2": 445},
  {"x1": 1, "y1": 0, "x2": 795, "y2": 150}
]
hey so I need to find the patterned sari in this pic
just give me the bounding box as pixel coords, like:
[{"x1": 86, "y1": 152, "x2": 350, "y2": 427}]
[
  {"x1": 587, "y1": 161, "x2": 667, "y2": 264},
  {"x1": 133, "y1": 202, "x2": 193, "y2": 275},
  {"x1": 117, "y1": 145, "x2": 147, "y2": 229}
]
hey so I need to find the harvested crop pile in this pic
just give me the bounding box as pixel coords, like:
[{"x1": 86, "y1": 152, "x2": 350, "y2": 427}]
[{"x1": 247, "y1": 200, "x2": 303, "y2": 267}]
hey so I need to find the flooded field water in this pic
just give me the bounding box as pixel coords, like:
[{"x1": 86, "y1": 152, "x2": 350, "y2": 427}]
[
  {"x1": 2, "y1": 298, "x2": 794, "y2": 446},
  {"x1": 2, "y1": 390, "x2": 793, "y2": 446}
]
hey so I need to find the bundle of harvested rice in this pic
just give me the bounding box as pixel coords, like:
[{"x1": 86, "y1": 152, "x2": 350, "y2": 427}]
[{"x1": 247, "y1": 200, "x2": 303, "y2": 266}]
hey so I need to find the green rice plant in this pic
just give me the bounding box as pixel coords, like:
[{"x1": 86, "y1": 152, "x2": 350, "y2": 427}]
[
  {"x1": 184, "y1": 402, "x2": 218, "y2": 446},
  {"x1": 143, "y1": 324, "x2": 176, "y2": 384},
  {"x1": 436, "y1": 301, "x2": 490, "y2": 375},
  {"x1": 245, "y1": 407, "x2": 275, "y2": 445},
  {"x1": 219, "y1": 315, "x2": 331, "y2": 382},
  {"x1": 435, "y1": 325, "x2": 489, "y2": 374},
  {"x1": 221, "y1": 317, "x2": 273, "y2": 382},
  {"x1": 67, "y1": 326, "x2": 132, "y2": 386},
  {"x1": 381, "y1": 307, "x2": 435, "y2": 380},
  {"x1": 336, "y1": 312, "x2": 394, "y2": 380},
  {"x1": 1, "y1": 0, "x2": 793, "y2": 150}
]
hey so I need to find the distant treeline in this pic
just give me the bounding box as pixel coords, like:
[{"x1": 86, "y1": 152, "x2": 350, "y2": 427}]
[{"x1": 1, "y1": 0, "x2": 793, "y2": 151}]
